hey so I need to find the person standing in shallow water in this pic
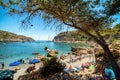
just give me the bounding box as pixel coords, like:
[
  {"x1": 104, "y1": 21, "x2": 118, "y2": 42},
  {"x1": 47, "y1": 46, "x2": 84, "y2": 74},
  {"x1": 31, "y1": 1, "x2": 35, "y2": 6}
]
[
  {"x1": 0, "y1": 62, "x2": 4, "y2": 70},
  {"x1": 44, "y1": 47, "x2": 51, "y2": 52}
]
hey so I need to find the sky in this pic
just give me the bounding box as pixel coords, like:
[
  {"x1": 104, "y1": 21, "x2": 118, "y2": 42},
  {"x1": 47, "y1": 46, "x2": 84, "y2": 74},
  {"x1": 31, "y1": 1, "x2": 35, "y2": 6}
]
[
  {"x1": 0, "y1": 5, "x2": 120, "y2": 41},
  {"x1": 0, "y1": 7, "x2": 66, "y2": 41}
]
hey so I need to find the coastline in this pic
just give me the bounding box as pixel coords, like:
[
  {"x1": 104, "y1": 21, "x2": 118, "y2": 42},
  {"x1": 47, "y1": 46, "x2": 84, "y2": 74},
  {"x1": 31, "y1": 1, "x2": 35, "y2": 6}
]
[
  {"x1": 53, "y1": 40, "x2": 87, "y2": 43},
  {"x1": 2, "y1": 52, "x2": 96, "y2": 80},
  {"x1": 0, "y1": 40, "x2": 120, "y2": 80}
]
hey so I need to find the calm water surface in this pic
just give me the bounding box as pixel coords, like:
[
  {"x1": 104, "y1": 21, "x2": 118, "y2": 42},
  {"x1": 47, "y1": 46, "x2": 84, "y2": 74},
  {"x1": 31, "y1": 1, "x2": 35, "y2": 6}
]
[{"x1": 0, "y1": 41, "x2": 90, "y2": 68}]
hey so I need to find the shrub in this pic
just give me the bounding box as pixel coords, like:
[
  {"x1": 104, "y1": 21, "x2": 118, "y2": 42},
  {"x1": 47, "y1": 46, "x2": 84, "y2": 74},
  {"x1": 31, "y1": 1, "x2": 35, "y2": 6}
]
[{"x1": 40, "y1": 57, "x2": 65, "y2": 78}]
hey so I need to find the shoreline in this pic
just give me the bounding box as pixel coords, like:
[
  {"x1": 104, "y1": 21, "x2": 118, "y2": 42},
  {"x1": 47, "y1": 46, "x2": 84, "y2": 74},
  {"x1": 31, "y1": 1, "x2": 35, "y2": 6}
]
[
  {"x1": 1, "y1": 53, "x2": 96, "y2": 80},
  {"x1": 0, "y1": 40, "x2": 119, "y2": 80},
  {"x1": 53, "y1": 40, "x2": 88, "y2": 43}
]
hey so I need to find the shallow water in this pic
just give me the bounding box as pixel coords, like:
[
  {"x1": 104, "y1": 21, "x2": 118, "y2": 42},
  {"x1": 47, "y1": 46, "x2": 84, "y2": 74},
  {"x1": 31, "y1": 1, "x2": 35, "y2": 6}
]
[{"x1": 0, "y1": 41, "x2": 90, "y2": 68}]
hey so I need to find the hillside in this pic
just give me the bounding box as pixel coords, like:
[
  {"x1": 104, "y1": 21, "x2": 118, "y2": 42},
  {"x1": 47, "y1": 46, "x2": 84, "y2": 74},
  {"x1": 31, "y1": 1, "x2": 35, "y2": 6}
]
[
  {"x1": 0, "y1": 30, "x2": 34, "y2": 42},
  {"x1": 53, "y1": 30, "x2": 88, "y2": 42},
  {"x1": 53, "y1": 24, "x2": 120, "y2": 42}
]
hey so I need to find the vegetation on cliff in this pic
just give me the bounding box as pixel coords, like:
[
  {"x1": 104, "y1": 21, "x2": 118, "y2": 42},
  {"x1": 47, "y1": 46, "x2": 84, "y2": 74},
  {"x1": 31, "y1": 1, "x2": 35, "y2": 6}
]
[
  {"x1": 53, "y1": 24, "x2": 120, "y2": 42},
  {"x1": 0, "y1": 30, "x2": 34, "y2": 42}
]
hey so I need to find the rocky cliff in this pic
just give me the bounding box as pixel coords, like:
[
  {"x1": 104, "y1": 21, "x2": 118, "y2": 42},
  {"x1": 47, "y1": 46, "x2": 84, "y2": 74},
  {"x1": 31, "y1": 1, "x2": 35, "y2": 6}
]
[
  {"x1": 0, "y1": 30, "x2": 34, "y2": 42},
  {"x1": 53, "y1": 30, "x2": 88, "y2": 42},
  {"x1": 53, "y1": 24, "x2": 120, "y2": 42}
]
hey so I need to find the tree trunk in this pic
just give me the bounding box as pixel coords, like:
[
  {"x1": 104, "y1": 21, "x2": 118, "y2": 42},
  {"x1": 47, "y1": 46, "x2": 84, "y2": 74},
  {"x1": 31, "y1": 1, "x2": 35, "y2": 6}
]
[
  {"x1": 64, "y1": 23, "x2": 120, "y2": 79},
  {"x1": 100, "y1": 43, "x2": 120, "y2": 80}
]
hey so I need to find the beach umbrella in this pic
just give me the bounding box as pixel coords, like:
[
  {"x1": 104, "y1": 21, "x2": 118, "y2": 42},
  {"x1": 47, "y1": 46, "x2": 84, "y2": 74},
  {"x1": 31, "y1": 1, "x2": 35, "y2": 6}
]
[
  {"x1": 9, "y1": 61, "x2": 22, "y2": 66},
  {"x1": 29, "y1": 59, "x2": 40, "y2": 64}
]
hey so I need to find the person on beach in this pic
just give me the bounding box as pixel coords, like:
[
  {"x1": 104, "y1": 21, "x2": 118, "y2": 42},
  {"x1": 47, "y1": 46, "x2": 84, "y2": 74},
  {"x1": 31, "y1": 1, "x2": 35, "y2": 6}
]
[
  {"x1": 44, "y1": 47, "x2": 51, "y2": 56},
  {"x1": 69, "y1": 65, "x2": 74, "y2": 72},
  {"x1": 101, "y1": 65, "x2": 116, "y2": 80},
  {"x1": 26, "y1": 65, "x2": 36, "y2": 73},
  {"x1": 44, "y1": 47, "x2": 51, "y2": 52},
  {"x1": 0, "y1": 62, "x2": 4, "y2": 69}
]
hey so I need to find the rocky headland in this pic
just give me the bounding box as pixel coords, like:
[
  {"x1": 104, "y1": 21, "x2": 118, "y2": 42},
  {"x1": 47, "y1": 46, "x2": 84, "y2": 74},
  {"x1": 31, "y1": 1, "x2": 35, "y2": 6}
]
[
  {"x1": 53, "y1": 24, "x2": 120, "y2": 43},
  {"x1": 0, "y1": 30, "x2": 34, "y2": 42}
]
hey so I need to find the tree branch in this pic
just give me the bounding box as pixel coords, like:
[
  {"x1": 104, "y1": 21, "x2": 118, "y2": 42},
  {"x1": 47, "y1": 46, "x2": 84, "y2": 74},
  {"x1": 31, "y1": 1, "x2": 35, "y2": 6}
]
[{"x1": 63, "y1": 21, "x2": 104, "y2": 46}]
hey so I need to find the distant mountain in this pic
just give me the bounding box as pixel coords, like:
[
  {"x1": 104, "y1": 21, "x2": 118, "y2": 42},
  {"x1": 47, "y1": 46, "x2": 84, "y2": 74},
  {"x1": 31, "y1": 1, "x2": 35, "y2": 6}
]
[
  {"x1": 0, "y1": 30, "x2": 34, "y2": 42},
  {"x1": 53, "y1": 24, "x2": 120, "y2": 42}
]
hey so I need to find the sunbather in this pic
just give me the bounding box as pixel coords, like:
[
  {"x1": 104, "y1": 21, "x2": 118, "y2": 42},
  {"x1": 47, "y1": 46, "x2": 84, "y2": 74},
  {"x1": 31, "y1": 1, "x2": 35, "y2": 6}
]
[{"x1": 26, "y1": 65, "x2": 35, "y2": 73}]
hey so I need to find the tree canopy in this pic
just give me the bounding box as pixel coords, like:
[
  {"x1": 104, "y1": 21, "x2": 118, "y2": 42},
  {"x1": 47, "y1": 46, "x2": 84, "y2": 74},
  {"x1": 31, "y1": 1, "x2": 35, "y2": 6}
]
[
  {"x1": 0, "y1": 0, "x2": 115, "y2": 44},
  {"x1": 105, "y1": 0, "x2": 120, "y2": 15}
]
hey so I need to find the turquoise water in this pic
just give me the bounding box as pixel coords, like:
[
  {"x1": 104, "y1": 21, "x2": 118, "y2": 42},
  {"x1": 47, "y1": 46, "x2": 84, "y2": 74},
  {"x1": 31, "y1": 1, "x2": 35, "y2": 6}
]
[{"x1": 0, "y1": 41, "x2": 90, "y2": 68}]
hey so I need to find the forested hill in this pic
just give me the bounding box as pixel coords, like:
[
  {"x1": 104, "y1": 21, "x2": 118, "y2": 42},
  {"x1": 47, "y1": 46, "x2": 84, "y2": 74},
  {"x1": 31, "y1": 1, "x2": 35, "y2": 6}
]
[
  {"x1": 53, "y1": 30, "x2": 88, "y2": 42},
  {"x1": 0, "y1": 30, "x2": 34, "y2": 42},
  {"x1": 53, "y1": 24, "x2": 120, "y2": 42}
]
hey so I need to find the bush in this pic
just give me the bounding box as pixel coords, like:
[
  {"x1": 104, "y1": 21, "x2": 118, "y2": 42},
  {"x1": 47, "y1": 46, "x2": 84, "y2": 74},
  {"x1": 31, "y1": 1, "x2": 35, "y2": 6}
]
[
  {"x1": 18, "y1": 57, "x2": 65, "y2": 80},
  {"x1": 40, "y1": 57, "x2": 65, "y2": 78}
]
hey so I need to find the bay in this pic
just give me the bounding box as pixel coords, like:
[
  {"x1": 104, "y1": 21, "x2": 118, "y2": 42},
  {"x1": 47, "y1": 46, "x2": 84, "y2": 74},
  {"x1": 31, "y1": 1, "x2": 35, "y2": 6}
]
[{"x1": 0, "y1": 41, "x2": 90, "y2": 68}]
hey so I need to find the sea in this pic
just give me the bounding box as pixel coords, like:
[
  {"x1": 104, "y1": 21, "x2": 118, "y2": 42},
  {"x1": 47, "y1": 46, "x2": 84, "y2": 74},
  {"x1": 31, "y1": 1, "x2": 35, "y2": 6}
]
[{"x1": 0, "y1": 41, "x2": 90, "y2": 68}]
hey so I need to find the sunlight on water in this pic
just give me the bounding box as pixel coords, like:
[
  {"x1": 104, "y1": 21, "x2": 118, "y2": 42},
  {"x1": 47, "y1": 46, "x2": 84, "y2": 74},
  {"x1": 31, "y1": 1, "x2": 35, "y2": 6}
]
[{"x1": 0, "y1": 41, "x2": 90, "y2": 68}]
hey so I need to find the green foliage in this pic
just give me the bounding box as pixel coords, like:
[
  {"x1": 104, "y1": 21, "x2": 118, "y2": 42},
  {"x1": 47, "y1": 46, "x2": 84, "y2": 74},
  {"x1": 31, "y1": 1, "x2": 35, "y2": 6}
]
[
  {"x1": 39, "y1": 57, "x2": 65, "y2": 78},
  {"x1": 54, "y1": 30, "x2": 88, "y2": 41},
  {"x1": 105, "y1": 0, "x2": 120, "y2": 15},
  {"x1": 0, "y1": 0, "x2": 117, "y2": 42},
  {"x1": 0, "y1": 0, "x2": 114, "y2": 30},
  {"x1": 100, "y1": 23, "x2": 120, "y2": 36},
  {"x1": 54, "y1": 23, "x2": 120, "y2": 41}
]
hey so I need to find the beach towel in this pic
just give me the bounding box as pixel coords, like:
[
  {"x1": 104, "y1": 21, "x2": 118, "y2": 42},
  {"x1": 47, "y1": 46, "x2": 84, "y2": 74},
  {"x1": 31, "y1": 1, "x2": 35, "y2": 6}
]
[{"x1": 89, "y1": 65, "x2": 94, "y2": 70}]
